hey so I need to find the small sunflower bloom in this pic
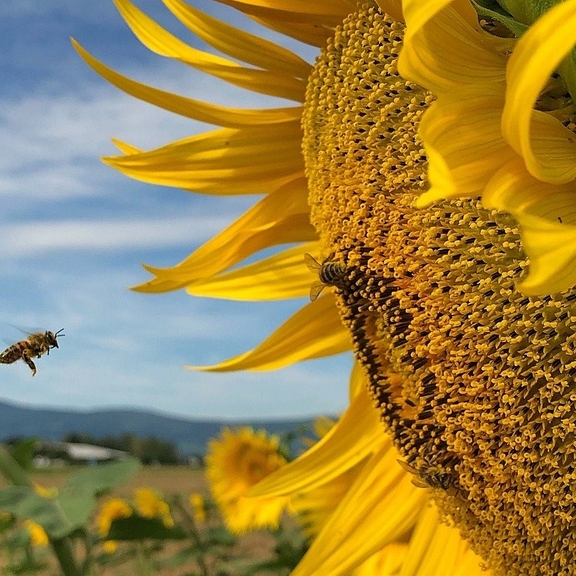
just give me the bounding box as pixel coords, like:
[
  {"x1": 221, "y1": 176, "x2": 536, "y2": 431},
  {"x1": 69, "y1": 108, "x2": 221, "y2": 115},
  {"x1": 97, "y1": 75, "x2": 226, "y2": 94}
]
[
  {"x1": 205, "y1": 427, "x2": 288, "y2": 533},
  {"x1": 96, "y1": 497, "x2": 133, "y2": 546},
  {"x1": 79, "y1": 1, "x2": 576, "y2": 575},
  {"x1": 33, "y1": 483, "x2": 57, "y2": 499},
  {"x1": 399, "y1": 0, "x2": 576, "y2": 294},
  {"x1": 189, "y1": 492, "x2": 206, "y2": 523},
  {"x1": 24, "y1": 520, "x2": 49, "y2": 548},
  {"x1": 134, "y1": 487, "x2": 174, "y2": 528}
]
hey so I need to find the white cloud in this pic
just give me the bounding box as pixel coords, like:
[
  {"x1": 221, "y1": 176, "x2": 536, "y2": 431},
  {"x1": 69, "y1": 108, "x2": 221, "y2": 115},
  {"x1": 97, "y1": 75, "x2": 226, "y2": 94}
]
[
  {"x1": 0, "y1": 215, "x2": 231, "y2": 257},
  {"x1": 0, "y1": 1, "x2": 346, "y2": 422}
]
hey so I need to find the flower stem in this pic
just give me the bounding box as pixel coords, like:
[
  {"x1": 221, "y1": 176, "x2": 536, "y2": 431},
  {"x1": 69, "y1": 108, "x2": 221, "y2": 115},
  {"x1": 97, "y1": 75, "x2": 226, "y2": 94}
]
[{"x1": 51, "y1": 537, "x2": 82, "y2": 576}]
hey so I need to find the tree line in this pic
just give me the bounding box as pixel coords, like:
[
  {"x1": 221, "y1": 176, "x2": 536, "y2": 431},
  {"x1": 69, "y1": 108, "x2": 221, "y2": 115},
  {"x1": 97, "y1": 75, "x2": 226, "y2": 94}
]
[{"x1": 61, "y1": 432, "x2": 182, "y2": 465}]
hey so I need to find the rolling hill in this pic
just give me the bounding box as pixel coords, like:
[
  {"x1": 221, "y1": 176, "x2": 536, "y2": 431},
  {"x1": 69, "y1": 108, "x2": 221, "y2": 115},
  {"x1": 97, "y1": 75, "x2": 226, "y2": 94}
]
[{"x1": 0, "y1": 398, "x2": 316, "y2": 456}]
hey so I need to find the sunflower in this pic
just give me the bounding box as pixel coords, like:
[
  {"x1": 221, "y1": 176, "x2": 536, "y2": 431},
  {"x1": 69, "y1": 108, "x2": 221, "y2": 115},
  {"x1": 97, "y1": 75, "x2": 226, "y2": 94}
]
[
  {"x1": 96, "y1": 497, "x2": 133, "y2": 553},
  {"x1": 24, "y1": 519, "x2": 49, "y2": 548},
  {"x1": 188, "y1": 492, "x2": 206, "y2": 523},
  {"x1": 76, "y1": 1, "x2": 576, "y2": 575},
  {"x1": 399, "y1": 0, "x2": 576, "y2": 295},
  {"x1": 134, "y1": 487, "x2": 175, "y2": 527},
  {"x1": 205, "y1": 426, "x2": 289, "y2": 533}
]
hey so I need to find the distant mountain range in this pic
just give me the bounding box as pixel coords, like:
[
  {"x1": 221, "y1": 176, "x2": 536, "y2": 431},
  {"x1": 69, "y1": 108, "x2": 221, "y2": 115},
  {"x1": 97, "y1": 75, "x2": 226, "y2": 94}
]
[{"x1": 0, "y1": 399, "x2": 317, "y2": 456}]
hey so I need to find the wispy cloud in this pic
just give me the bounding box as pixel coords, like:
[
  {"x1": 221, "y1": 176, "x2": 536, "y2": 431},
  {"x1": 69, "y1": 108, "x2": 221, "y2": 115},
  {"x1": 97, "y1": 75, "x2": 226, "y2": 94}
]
[
  {"x1": 0, "y1": 1, "x2": 348, "y2": 421},
  {"x1": 0, "y1": 215, "x2": 232, "y2": 256}
]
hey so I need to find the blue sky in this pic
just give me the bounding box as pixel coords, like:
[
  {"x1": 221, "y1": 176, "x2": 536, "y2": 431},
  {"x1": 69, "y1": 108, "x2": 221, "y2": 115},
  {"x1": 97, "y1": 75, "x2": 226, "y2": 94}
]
[{"x1": 0, "y1": 0, "x2": 352, "y2": 420}]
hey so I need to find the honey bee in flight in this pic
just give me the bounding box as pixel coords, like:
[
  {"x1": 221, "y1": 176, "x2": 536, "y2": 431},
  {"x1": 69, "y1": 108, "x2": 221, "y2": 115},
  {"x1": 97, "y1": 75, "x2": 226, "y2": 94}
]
[
  {"x1": 304, "y1": 253, "x2": 347, "y2": 301},
  {"x1": 0, "y1": 329, "x2": 64, "y2": 376},
  {"x1": 397, "y1": 459, "x2": 454, "y2": 491}
]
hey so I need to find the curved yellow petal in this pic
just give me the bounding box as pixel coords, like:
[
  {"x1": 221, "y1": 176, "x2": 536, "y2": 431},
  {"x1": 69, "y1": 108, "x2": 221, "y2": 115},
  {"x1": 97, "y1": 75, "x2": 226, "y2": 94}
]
[
  {"x1": 502, "y1": 0, "x2": 576, "y2": 184},
  {"x1": 250, "y1": 17, "x2": 335, "y2": 47},
  {"x1": 72, "y1": 39, "x2": 301, "y2": 128},
  {"x1": 113, "y1": 0, "x2": 306, "y2": 101},
  {"x1": 110, "y1": 138, "x2": 140, "y2": 155},
  {"x1": 399, "y1": 504, "x2": 483, "y2": 576},
  {"x1": 215, "y1": 0, "x2": 355, "y2": 26},
  {"x1": 484, "y1": 158, "x2": 576, "y2": 295},
  {"x1": 163, "y1": 0, "x2": 311, "y2": 78},
  {"x1": 376, "y1": 0, "x2": 403, "y2": 23},
  {"x1": 352, "y1": 543, "x2": 408, "y2": 576},
  {"x1": 399, "y1": 1, "x2": 506, "y2": 94},
  {"x1": 249, "y1": 382, "x2": 383, "y2": 497},
  {"x1": 103, "y1": 124, "x2": 304, "y2": 194},
  {"x1": 291, "y1": 443, "x2": 426, "y2": 576},
  {"x1": 402, "y1": 0, "x2": 479, "y2": 36},
  {"x1": 185, "y1": 243, "x2": 319, "y2": 300},
  {"x1": 416, "y1": 85, "x2": 515, "y2": 206},
  {"x1": 189, "y1": 292, "x2": 352, "y2": 371},
  {"x1": 133, "y1": 178, "x2": 315, "y2": 292}
]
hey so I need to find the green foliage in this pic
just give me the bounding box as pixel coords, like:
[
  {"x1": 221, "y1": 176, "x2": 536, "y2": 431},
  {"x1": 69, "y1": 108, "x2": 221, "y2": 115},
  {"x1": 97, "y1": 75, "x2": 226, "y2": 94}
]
[
  {"x1": 107, "y1": 516, "x2": 187, "y2": 541},
  {"x1": 0, "y1": 431, "x2": 310, "y2": 575}
]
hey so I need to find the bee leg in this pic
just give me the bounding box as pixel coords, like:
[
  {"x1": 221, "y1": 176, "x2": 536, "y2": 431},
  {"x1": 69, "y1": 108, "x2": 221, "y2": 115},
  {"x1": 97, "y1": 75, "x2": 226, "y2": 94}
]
[{"x1": 22, "y1": 350, "x2": 37, "y2": 377}]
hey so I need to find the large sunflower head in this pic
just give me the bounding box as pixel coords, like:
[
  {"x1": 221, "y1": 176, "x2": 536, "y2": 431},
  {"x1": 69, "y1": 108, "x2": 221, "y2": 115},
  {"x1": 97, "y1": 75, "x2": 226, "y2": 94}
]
[{"x1": 77, "y1": 0, "x2": 576, "y2": 575}]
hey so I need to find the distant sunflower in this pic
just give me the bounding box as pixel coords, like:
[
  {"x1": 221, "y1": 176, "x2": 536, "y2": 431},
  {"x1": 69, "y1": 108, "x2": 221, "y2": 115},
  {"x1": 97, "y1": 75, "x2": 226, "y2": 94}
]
[
  {"x1": 77, "y1": 1, "x2": 576, "y2": 575},
  {"x1": 205, "y1": 426, "x2": 288, "y2": 533},
  {"x1": 96, "y1": 497, "x2": 132, "y2": 553},
  {"x1": 134, "y1": 487, "x2": 174, "y2": 527},
  {"x1": 24, "y1": 519, "x2": 49, "y2": 548}
]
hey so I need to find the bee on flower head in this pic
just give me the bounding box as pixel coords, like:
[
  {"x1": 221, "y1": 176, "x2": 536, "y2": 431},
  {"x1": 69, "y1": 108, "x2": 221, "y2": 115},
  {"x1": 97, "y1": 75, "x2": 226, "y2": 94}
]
[
  {"x1": 0, "y1": 329, "x2": 64, "y2": 376},
  {"x1": 397, "y1": 458, "x2": 455, "y2": 491},
  {"x1": 304, "y1": 253, "x2": 347, "y2": 301}
]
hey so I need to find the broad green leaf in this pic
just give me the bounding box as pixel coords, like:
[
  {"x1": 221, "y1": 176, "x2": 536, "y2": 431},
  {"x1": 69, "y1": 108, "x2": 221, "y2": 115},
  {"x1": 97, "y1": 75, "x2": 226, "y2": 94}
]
[
  {"x1": 63, "y1": 457, "x2": 140, "y2": 495},
  {"x1": 106, "y1": 516, "x2": 186, "y2": 540},
  {"x1": 0, "y1": 487, "x2": 71, "y2": 539}
]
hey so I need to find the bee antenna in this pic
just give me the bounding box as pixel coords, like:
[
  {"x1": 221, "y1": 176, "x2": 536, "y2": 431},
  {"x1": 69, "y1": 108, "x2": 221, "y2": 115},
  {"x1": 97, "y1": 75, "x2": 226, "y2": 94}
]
[{"x1": 55, "y1": 328, "x2": 65, "y2": 337}]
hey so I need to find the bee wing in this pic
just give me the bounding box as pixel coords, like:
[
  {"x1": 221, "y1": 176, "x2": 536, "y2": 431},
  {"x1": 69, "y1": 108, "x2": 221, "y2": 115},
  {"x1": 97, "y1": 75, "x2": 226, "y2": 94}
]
[
  {"x1": 411, "y1": 477, "x2": 430, "y2": 489},
  {"x1": 304, "y1": 253, "x2": 321, "y2": 273},
  {"x1": 396, "y1": 459, "x2": 418, "y2": 475},
  {"x1": 309, "y1": 281, "x2": 325, "y2": 302}
]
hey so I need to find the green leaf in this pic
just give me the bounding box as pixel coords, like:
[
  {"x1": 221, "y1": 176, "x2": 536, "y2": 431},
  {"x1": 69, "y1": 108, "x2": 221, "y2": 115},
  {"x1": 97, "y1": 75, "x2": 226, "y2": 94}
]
[
  {"x1": 63, "y1": 458, "x2": 140, "y2": 496},
  {"x1": 57, "y1": 485, "x2": 96, "y2": 532},
  {"x1": 472, "y1": 0, "x2": 528, "y2": 36},
  {"x1": 106, "y1": 516, "x2": 187, "y2": 541},
  {"x1": 9, "y1": 438, "x2": 38, "y2": 471},
  {"x1": 0, "y1": 446, "x2": 32, "y2": 487},
  {"x1": 0, "y1": 486, "x2": 71, "y2": 538},
  {"x1": 496, "y1": 0, "x2": 560, "y2": 25}
]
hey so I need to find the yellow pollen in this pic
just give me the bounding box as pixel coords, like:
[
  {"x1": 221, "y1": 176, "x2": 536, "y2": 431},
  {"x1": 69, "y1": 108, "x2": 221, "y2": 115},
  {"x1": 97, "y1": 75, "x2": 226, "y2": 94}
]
[{"x1": 303, "y1": 4, "x2": 576, "y2": 576}]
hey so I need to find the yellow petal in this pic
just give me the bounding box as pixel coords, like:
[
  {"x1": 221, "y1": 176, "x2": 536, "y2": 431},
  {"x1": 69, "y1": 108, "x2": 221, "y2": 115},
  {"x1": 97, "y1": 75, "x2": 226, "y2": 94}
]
[
  {"x1": 215, "y1": 0, "x2": 354, "y2": 26},
  {"x1": 133, "y1": 177, "x2": 315, "y2": 292},
  {"x1": 399, "y1": 1, "x2": 505, "y2": 93},
  {"x1": 103, "y1": 124, "x2": 304, "y2": 193},
  {"x1": 189, "y1": 292, "x2": 352, "y2": 371},
  {"x1": 375, "y1": 0, "x2": 403, "y2": 23},
  {"x1": 352, "y1": 543, "x2": 408, "y2": 576},
  {"x1": 163, "y1": 0, "x2": 311, "y2": 78},
  {"x1": 185, "y1": 242, "x2": 319, "y2": 300},
  {"x1": 484, "y1": 157, "x2": 576, "y2": 295},
  {"x1": 113, "y1": 0, "x2": 306, "y2": 101},
  {"x1": 251, "y1": 16, "x2": 335, "y2": 47},
  {"x1": 400, "y1": 504, "x2": 481, "y2": 576},
  {"x1": 401, "y1": 0, "x2": 479, "y2": 34},
  {"x1": 502, "y1": 0, "x2": 576, "y2": 184},
  {"x1": 291, "y1": 443, "x2": 426, "y2": 576},
  {"x1": 110, "y1": 138, "x2": 140, "y2": 155},
  {"x1": 249, "y1": 383, "x2": 384, "y2": 497},
  {"x1": 72, "y1": 39, "x2": 301, "y2": 128},
  {"x1": 416, "y1": 85, "x2": 515, "y2": 206}
]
